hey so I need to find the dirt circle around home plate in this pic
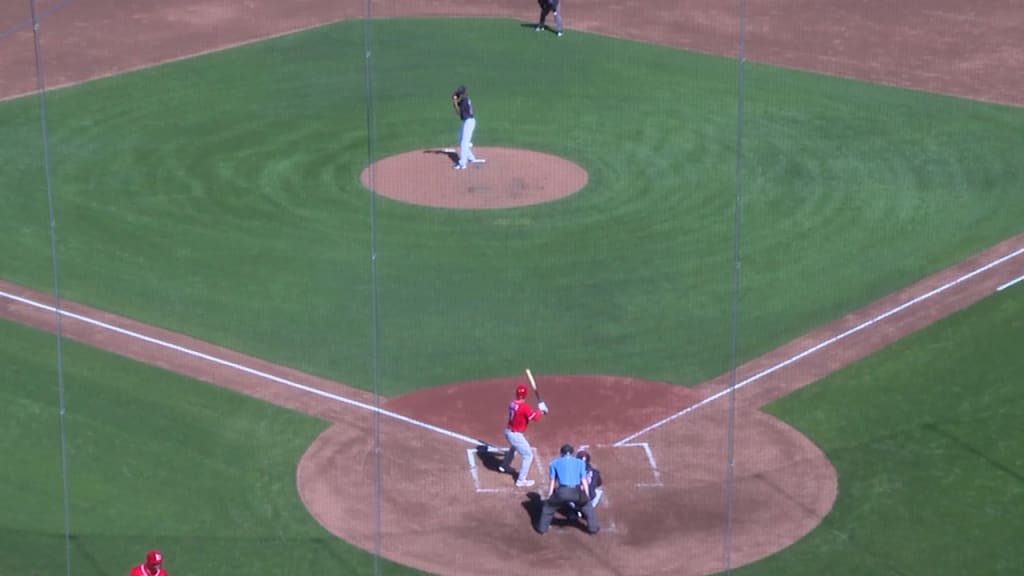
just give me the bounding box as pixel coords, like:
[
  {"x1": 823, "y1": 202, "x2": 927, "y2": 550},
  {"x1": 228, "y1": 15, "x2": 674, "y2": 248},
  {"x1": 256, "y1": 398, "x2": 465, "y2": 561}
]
[
  {"x1": 295, "y1": 374, "x2": 839, "y2": 576},
  {"x1": 359, "y1": 147, "x2": 589, "y2": 209}
]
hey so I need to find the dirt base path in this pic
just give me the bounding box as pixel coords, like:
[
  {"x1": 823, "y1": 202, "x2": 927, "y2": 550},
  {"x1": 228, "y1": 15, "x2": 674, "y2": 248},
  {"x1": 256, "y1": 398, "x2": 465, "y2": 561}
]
[{"x1": 3, "y1": 0, "x2": 1024, "y2": 574}]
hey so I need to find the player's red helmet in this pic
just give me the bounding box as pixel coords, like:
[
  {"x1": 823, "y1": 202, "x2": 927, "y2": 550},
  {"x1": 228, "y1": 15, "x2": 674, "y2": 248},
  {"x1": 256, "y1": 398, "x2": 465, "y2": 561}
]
[
  {"x1": 145, "y1": 550, "x2": 163, "y2": 566},
  {"x1": 577, "y1": 450, "x2": 591, "y2": 466},
  {"x1": 515, "y1": 384, "x2": 528, "y2": 399}
]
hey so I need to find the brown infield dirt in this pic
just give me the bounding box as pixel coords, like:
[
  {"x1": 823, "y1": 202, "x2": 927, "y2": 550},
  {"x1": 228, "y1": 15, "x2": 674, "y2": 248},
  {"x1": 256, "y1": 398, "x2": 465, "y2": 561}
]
[
  {"x1": 361, "y1": 147, "x2": 588, "y2": 209},
  {"x1": 2, "y1": 1, "x2": 1024, "y2": 575}
]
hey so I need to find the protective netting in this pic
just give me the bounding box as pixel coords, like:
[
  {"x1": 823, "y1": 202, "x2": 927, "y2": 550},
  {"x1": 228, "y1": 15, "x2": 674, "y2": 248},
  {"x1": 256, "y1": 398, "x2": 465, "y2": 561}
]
[{"x1": 3, "y1": 1, "x2": 1023, "y2": 575}]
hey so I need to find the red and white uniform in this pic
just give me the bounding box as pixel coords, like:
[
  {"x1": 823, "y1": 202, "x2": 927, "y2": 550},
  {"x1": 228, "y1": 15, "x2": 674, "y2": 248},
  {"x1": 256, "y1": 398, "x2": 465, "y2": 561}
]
[
  {"x1": 130, "y1": 550, "x2": 166, "y2": 576},
  {"x1": 499, "y1": 385, "x2": 545, "y2": 483},
  {"x1": 129, "y1": 565, "x2": 167, "y2": 576},
  {"x1": 507, "y1": 399, "x2": 541, "y2": 432}
]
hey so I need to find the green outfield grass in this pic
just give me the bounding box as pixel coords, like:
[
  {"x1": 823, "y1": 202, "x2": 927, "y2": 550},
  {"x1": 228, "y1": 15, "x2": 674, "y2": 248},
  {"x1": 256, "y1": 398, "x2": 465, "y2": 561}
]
[
  {"x1": 2, "y1": 18, "x2": 1022, "y2": 398},
  {"x1": 0, "y1": 319, "x2": 424, "y2": 576},
  {"x1": 750, "y1": 285, "x2": 1024, "y2": 575}
]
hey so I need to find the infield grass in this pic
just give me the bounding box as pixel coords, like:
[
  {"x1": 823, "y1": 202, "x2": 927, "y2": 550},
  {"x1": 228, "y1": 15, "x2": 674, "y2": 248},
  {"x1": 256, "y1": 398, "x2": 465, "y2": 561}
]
[{"x1": 1, "y1": 19, "x2": 1022, "y2": 396}]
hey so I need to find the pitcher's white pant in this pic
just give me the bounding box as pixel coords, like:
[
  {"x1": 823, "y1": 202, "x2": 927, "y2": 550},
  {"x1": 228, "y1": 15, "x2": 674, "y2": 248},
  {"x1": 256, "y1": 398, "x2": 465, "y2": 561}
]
[{"x1": 458, "y1": 117, "x2": 477, "y2": 168}]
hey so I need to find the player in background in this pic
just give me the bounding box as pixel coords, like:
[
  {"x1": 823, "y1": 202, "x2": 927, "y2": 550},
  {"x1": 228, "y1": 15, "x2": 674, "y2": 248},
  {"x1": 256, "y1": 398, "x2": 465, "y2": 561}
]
[
  {"x1": 536, "y1": 0, "x2": 564, "y2": 36},
  {"x1": 498, "y1": 383, "x2": 548, "y2": 487},
  {"x1": 128, "y1": 550, "x2": 167, "y2": 576}
]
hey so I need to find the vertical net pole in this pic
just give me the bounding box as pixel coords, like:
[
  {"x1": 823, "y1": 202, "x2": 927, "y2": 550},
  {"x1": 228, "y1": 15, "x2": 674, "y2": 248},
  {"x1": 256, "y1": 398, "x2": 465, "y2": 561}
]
[
  {"x1": 361, "y1": 5, "x2": 382, "y2": 576},
  {"x1": 28, "y1": 1, "x2": 72, "y2": 575},
  {"x1": 723, "y1": 0, "x2": 748, "y2": 572}
]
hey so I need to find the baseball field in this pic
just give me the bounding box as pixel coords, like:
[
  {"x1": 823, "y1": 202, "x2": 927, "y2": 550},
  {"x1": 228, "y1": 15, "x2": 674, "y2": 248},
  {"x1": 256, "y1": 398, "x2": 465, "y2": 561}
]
[{"x1": 2, "y1": 1, "x2": 1023, "y2": 575}]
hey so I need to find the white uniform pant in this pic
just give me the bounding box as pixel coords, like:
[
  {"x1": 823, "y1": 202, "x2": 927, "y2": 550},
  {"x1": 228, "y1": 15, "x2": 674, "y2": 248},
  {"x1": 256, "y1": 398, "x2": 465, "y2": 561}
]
[
  {"x1": 501, "y1": 428, "x2": 533, "y2": 481},
  {"x1": 458, "y1": 117, "x2": 477, "y2": 167}
]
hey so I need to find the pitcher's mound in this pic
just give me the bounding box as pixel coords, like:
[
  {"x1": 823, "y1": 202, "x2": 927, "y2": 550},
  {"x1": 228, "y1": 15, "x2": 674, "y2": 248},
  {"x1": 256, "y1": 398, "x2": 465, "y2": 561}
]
[{"x1": 360, "y1": 146, "x2": 588, "y2": 209}]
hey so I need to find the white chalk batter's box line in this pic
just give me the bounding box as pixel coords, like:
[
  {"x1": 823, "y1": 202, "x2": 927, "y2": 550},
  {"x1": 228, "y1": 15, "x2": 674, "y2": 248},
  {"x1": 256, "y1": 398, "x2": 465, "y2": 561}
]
[
  {"x1": 465, "y1": 442, "x2": 662, "y2": 494},
  {"x1": 466, "y1": 445, "x2": 623, "y2": 533}
]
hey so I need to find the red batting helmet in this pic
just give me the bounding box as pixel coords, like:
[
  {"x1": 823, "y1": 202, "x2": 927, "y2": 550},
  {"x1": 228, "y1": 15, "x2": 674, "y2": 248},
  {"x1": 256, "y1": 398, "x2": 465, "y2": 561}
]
[
  {"x1": 515, "y1": 384, "x2": 528, "y2": 399},
  {"x1": 146, "y1": 550, "x2": 163, "y2": 566}
]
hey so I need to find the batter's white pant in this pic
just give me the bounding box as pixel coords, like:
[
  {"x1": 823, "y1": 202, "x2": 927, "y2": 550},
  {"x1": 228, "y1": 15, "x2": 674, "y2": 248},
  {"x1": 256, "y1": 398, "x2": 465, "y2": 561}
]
[{"x1": 501, "y1": 428, "x2": 533, "y2": 482}]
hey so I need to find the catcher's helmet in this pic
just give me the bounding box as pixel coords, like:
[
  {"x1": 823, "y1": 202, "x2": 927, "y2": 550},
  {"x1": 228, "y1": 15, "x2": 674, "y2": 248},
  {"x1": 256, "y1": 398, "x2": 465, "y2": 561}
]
[
  {"x1": 515, "y1": 384, "x2": 528, "y2": 399},
  {"x1": 577, "y1": 450, "x2": 591, "y2": 466},
  {"x1": 146, "y1": 550, "x2": 163, "y2": 566}
]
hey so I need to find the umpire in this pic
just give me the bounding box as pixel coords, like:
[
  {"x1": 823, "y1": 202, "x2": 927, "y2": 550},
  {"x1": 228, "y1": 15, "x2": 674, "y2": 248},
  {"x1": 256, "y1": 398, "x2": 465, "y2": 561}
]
[{"x1": 536, "y1": 444, "x2": 600, "y2": 535}]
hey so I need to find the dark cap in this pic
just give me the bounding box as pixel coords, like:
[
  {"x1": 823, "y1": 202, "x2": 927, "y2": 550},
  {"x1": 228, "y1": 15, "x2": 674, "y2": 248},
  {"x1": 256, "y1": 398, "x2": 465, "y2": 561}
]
[
  {"x1": 454, "y1": 85, "x2": 467, "y2": 95},
  {"x1": 560, "y1": 444, "x2": 574, "y2": 456}
]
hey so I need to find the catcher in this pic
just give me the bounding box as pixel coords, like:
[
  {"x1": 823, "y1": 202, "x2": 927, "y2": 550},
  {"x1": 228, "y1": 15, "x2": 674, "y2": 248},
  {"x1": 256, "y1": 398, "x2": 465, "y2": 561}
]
[{"x1": 566, "y1": 449, "x2": 603, "y2": 519}]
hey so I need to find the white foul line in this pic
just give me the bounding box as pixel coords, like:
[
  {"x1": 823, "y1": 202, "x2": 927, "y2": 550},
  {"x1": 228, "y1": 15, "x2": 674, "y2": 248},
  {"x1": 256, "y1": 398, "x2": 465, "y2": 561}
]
[
  {"x1": 615, "y1": 246, "x2": 1024, "y2": 446},
  {"x1": 997, "y1": 274, "x2": 1024, "y2": 292},
  {"x1": 0, "y1": 289, "x2": 483, "y2": 447}
]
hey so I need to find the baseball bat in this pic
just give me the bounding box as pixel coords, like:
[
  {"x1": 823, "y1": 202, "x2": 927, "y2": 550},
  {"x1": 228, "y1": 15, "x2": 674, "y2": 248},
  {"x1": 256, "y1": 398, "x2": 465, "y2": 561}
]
[{"x1": 525, "y1": 368, "x2": 542, "y2": 402}]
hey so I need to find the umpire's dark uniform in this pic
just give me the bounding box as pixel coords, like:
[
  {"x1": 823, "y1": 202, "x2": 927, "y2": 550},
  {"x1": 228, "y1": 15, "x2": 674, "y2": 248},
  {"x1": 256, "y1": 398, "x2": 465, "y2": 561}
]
[{"x1": 536, "y1": 445, "x2": 600, "y2": 534}]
